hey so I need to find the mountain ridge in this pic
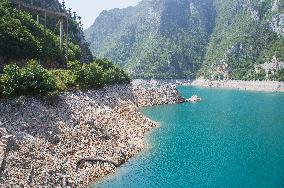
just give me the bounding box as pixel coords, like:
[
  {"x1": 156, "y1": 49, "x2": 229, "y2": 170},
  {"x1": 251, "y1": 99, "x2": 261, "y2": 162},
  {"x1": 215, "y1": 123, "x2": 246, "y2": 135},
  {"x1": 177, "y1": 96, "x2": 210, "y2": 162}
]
[{"x1": 85, "y1": 0, "x2": 284, "y2": 81}]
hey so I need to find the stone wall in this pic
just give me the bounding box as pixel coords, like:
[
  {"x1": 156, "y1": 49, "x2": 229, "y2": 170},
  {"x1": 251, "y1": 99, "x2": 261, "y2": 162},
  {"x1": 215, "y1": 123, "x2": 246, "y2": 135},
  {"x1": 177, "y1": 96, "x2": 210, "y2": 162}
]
[{"x1": 0, "y1": 83, "x2": 184, "y2": 188}]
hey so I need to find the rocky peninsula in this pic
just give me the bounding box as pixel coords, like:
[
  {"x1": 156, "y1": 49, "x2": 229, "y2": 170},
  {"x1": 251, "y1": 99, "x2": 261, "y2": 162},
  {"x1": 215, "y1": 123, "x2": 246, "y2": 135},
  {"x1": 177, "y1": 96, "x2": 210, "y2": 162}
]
[{"x1": 0, "y1": 83, "x2": 184, "y2": 188}]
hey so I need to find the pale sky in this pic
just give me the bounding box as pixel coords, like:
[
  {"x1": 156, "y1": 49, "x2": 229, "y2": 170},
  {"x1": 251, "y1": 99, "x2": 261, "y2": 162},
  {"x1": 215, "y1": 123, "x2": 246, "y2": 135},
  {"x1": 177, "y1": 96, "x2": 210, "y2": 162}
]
[{"x1": 60, "y1": 0, "x2": 142, "y2": 29}]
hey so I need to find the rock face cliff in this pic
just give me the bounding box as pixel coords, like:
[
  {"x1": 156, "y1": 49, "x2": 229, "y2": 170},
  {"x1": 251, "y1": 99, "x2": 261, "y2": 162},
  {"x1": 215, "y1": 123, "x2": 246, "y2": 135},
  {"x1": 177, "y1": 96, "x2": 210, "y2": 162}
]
[
  {"x1": 0, "y1": 84, "x2": 184, "y2": 187},
  {"x1": 201, "y1": 0, "x2": 284, "y2": 81},
  {"x1": 85, "y1": 0, "x2": 284, "y2": 81},
  {"x1": 85, "y1": 0, "x2": 215, "y2": 79}
]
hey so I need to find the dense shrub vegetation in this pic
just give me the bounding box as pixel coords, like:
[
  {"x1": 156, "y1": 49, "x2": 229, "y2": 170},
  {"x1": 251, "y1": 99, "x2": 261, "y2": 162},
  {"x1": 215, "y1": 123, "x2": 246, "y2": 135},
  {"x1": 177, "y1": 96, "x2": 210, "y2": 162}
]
[
  {"x1": 68, "y1": 61, "x2": 105, "y2": 89},
  {"x1": 268, "y1": 70, "x2": 284, "y2": 81},
  {"x1": 0, "y1": 60, "x2": 57, "y2": 97},
  {"x1": 67, "y1": 59, "x2": 130, "y2": 89},
  {"x1": 50, "y1": 69, "x2": 76, "y2": 92},
  {"x1": 0, "y1": 59, "x2": 131, "y2": 98},
  {"x1": 0, "y1": 0, "x2": 89, "y2": 64},
  {"x1": 0, "y1": 0, "x2": 130, "y2": 99}
]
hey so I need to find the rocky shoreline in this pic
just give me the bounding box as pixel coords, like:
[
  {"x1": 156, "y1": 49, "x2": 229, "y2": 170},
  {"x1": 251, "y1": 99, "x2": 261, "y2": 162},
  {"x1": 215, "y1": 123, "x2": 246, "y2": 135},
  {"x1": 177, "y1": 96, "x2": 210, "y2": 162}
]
[
  {"x1": 0, "y1": 83, "x2": 184, "y2": 188},
  {"x1": 134, "y1": 79, "x2": 284, "y2": 92},
  {"x1": 190, "y1": 79, "x2": 284, "y2": 92}
]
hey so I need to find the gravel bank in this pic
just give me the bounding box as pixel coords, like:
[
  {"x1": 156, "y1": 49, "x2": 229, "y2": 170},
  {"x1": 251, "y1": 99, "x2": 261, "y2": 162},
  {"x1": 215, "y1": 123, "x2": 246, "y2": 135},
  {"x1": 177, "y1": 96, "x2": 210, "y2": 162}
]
[
  {"x1": 133, "y1": 79, "x2": 284, "y2": 92},
  {"x1": 190, "y1": 79, "x2": 284, "y2": 92},
  {"x1": 0, "y1": 83, "x2": 184, "y2": 188}
]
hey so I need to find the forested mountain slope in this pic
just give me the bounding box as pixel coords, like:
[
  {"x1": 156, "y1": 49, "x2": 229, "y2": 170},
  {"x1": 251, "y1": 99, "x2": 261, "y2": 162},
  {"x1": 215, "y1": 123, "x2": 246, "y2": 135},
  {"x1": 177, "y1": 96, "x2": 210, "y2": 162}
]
[
  {"x1": 200, "y1": 0, "x2": 284, "y2": 80},
  {"x1": 85, "y1": 0, "x2": 284, "y2": 80},
  {"x1": 0, "y1": 0, "x2": 130, "y2": 98},
  {"x1": 0, "y1": 0, "x2": 92, "y2": 70},
  {"x1": 20, "y1": 0, "x2": 63, "y2": 12},
  {"x1": 85, "y1": 0, "x2": 215, "y2": 78}
]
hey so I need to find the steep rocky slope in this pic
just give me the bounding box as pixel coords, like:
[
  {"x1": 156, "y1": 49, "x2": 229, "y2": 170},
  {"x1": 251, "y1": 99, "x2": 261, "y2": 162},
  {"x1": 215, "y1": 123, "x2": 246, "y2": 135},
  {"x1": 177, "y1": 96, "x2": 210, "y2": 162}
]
[
  {"x1": 85, "y1": 0, "x2": 215, "y2": 78},
  {"x1": 200, "y1": 0, "x2": 284, "y2": 80},
  {"x1": 0, "y1": 84, "x2": 184, "y2": 187},
  {"x1": 85, "y1": 0, "x2": 284, "y2": 81}
]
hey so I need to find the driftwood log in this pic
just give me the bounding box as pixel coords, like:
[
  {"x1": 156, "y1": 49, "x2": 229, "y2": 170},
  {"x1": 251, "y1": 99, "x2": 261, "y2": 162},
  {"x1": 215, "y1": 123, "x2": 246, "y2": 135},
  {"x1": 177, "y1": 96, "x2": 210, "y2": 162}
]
[{"x1": 76, "y1": 152, "x2": 126, "y2": 170}]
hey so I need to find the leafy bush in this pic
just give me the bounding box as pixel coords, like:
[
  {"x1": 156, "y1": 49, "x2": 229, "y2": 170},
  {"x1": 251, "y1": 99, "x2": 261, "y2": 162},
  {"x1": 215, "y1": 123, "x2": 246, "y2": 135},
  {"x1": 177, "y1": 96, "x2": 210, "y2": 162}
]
[
  {"x1": 268, "y1": 70, "x2": 284, "y2": 82},
  {"x1": 67, "y1": 60, "x2": 82, "y2": 71},
  {"x1": 275, "y1": 70, "x2": 284, "y2": 82},
  {"x1": 0, "y1": 60, "x2": 56, "y2": 97},
  {"x1": 254, "y1": 69, "x2": 267, "y2": 81},
  {"x1": 96, "y1": 58, "x2": 131, "y2": 84},
  {"x1": 104, "y1": 67, "x2": 131, "y2": 84},
  {"x1": 0, "y1": 76, "x2": 4, "y2": 98},
  {"x1": 68, "y1": 59, "x2": 130, "y2": 89},
  {"x1": 77, "y1": 63, "x2": 105, "y2": 89},
  {"x1": 67, "y1": 43, "x2": 83, "y2": 62},
  {"x1": 50, "y1": 70, "x2": 76, "y2": 91},
  {"x1": 68, "y1": 61, "x2": 104, "y2": 89},
  {"x1": 95, "y1": 58, "x2": 115, "y2": 70},
  {"x1": 0, "y1": 59, "x2": 131, "y2": 98}
]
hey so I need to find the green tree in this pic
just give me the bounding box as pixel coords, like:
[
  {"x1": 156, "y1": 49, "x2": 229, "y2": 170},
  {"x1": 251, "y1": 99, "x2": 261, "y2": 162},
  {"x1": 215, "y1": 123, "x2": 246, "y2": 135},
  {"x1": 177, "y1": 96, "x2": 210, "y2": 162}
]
[{"x1": 0, "y1": 60, "x2": 57, "y2": 97}]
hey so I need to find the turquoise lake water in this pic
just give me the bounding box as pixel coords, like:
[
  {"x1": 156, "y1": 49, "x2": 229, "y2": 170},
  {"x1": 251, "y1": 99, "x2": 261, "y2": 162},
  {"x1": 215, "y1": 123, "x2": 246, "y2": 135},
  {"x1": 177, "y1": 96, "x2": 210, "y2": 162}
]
[{"x1": 94, "y1": 87, "x2": 284, "y2": 188}]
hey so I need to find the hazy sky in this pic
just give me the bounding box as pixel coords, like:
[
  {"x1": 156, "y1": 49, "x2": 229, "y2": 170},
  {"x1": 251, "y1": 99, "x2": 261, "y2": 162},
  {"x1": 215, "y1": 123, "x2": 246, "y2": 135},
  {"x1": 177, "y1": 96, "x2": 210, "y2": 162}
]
[{"x1": 60, "y1": 0, "x2": 142, "y2": 29}]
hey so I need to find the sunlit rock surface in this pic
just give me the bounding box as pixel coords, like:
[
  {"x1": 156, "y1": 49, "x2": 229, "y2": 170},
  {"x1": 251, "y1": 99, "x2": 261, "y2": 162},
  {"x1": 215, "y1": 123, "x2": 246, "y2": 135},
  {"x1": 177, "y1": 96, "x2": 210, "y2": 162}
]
[{"x1": 0, "y1": 83, "x2": 184, "y2": 188}]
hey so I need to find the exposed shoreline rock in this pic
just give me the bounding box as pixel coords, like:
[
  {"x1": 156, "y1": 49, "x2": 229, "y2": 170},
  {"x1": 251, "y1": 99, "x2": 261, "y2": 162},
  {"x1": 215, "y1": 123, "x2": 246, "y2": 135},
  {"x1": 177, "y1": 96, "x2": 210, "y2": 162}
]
[
  {"x1": 190, "y1": 79, "x2": 284, "y2": 92},
  {"x1": 0, "y1": 83, "x2": 184, "y2": 188},
  {"x1": 134, "y1": 79, "x2": 284, "y2": 92}
]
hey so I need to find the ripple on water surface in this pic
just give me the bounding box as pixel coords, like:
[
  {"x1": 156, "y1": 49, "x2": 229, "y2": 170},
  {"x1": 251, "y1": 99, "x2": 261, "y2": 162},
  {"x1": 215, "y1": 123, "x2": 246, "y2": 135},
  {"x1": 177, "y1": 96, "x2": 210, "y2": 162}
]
[{"x1": 93, "y1": 87, "x2": 284, "y2": 188}]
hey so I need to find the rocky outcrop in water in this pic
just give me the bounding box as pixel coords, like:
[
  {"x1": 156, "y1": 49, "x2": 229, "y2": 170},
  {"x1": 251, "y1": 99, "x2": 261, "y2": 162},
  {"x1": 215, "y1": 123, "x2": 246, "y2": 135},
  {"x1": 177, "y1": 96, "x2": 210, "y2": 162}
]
[{"x1": 0, "y1": 83, "x2": 184, "y2": 187}]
